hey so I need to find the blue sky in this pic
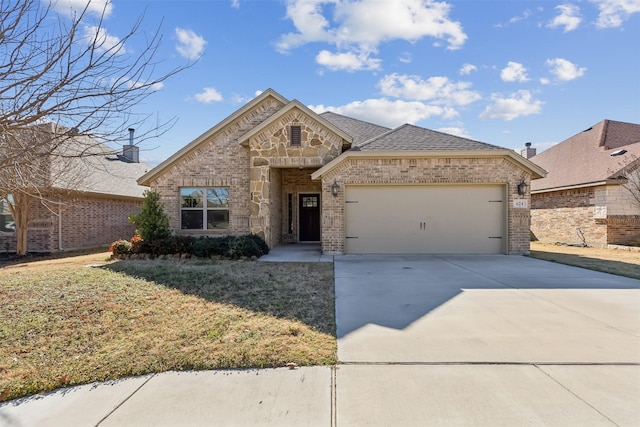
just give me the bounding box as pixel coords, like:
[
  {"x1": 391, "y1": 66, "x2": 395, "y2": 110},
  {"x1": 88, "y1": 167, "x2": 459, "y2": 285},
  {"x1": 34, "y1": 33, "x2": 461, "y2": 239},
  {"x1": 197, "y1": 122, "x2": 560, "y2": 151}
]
[{"x1": 55, "y1": 0, "x2": 639, "y2": 164}]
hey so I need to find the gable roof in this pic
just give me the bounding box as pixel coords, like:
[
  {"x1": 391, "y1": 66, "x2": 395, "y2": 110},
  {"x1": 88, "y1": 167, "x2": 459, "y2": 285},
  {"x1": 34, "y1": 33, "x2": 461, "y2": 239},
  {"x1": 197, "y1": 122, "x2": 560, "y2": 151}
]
[
  {"x1": 319, "y1": 112, "x2": 390, "y2": 146},
  {"x1": 138, "y1": 89, "x2": 289, "y2": 186},
  {"x1": 357, "y1": 124, "x2": 505, "y2": 151},
  {"x1": 238, "y1": 100, "x2": 353, "y2": 148},
  {"x1": 530, "y1": 119, "x2": 640, "y2": 192}
]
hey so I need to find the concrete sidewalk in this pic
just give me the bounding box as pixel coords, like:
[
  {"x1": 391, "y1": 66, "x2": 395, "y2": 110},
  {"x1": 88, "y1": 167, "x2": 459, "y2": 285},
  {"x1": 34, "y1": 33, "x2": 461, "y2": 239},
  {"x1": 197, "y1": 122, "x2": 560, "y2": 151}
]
[{"x1": 2, "y1": 255, "x2": 639, "y2": 426}]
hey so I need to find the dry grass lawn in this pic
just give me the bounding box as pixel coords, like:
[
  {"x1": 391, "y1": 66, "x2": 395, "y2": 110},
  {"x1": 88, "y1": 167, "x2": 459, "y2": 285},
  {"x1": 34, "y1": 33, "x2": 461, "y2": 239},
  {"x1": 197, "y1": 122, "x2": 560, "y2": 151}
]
[
  {"x1": 529, "y1": 242, "x2": 640, "y2": 280},
  {"x1": 0, "y1": 254, "x2": 336, "y2": 402}
]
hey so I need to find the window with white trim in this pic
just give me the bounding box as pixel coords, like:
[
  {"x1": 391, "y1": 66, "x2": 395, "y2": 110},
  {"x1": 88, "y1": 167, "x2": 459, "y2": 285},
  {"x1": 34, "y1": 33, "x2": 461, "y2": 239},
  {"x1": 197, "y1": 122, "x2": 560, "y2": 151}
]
[{"x1": 180, "y1": 188, "x2": 229, "y2": 230}]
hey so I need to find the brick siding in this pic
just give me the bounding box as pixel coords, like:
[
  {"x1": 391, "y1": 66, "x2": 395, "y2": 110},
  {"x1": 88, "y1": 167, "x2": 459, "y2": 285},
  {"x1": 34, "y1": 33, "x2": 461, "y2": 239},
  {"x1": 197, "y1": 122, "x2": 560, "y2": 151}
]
[
  {"x1": 0, "y1": 193, "x2": 141, "y2": 253},
  {"x1": 149, "y1": 97, "x2": 286, "y2": 242},
  {"x1": 531, "y1": 186, "x2": 640, "y2": 246}
]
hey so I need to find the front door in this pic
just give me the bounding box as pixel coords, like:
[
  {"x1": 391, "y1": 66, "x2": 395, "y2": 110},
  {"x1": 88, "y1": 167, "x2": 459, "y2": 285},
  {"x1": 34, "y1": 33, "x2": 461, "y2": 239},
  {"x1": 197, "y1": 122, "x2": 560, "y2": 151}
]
[{"x1": 299, "y1": 194, "x2": 320, "y2": 241}]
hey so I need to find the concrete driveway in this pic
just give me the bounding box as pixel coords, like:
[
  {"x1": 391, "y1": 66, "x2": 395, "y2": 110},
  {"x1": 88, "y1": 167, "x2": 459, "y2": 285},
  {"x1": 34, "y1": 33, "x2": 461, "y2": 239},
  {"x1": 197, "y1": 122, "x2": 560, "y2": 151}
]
[{"x1": 334, "y1": 254, "x2": 640, "y2": 426}]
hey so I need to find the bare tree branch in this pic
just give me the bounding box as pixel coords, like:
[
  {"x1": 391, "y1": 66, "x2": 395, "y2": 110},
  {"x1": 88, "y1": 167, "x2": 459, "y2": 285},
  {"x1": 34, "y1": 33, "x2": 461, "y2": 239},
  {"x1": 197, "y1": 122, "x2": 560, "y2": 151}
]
[{"x1": 0, "y1": 0, "x2": 191, "y2": 254}]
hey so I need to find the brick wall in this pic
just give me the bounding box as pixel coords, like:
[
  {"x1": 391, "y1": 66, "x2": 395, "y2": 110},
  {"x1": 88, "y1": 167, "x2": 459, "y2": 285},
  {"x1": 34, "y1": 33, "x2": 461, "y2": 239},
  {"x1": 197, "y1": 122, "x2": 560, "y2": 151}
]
[
  {"x1": 531, "y1": 185, "x2": 640, "y2": 246},
  {"x1": 0, "y1": 194, "x2": 141, "y2": 253},
  {"x1": 59, "y1": 195, "x2": 141, "y2": 250},
  {"x1": 318, "y1": 156, "x2": 532, "y2": 254}
]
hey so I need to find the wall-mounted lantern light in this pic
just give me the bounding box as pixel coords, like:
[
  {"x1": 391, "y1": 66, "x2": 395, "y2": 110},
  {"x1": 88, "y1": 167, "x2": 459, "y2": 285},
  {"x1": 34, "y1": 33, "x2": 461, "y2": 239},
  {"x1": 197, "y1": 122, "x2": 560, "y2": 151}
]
[
  {"x1": 331, "y1": 179, "x2": 340, "y2": 197},
  {"x1": 517, "y1": 179, "x2": 528, "y2": 196}
]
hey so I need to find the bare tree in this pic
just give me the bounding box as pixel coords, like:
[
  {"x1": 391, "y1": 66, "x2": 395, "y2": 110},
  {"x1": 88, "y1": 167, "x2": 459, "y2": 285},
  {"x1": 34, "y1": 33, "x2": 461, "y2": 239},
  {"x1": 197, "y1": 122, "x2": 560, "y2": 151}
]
[
  {"x1": 0, "y1": 0, "x2": 189, "y2": 255},
  {"x1": 617, "y1": 155, "x2": 640, "y2": 212}
]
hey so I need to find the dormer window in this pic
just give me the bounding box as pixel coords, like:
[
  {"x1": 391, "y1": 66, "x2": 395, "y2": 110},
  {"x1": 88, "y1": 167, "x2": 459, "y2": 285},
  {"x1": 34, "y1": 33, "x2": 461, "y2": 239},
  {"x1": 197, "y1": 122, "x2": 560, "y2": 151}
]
[{"x1": 290, "y1": 125, "x2": 301, "y2": 146}]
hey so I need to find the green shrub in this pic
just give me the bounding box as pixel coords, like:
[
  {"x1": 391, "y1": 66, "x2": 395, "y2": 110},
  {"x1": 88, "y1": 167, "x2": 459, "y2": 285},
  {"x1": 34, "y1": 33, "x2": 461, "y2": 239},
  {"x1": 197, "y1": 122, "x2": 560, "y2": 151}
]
[
  {"x1": 133, "y1": 234, "x2": 268, "y2": 259},
  {"x1": 128, "y1": 191, "x2": 171, "y2": 241}
]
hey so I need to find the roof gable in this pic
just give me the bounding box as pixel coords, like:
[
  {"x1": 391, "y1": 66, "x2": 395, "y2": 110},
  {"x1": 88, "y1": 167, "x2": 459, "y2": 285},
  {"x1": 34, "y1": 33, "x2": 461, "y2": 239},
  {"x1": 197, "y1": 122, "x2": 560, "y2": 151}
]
[
  {"x1": 238, "y1": 100, "x2": 353, "y2": 149},
  {"x1": 531, "y1": 119, "x2": 640, "y2": 192},
  {"x1": 138, "y1": 89, "x2": 289, "y2": 186}
]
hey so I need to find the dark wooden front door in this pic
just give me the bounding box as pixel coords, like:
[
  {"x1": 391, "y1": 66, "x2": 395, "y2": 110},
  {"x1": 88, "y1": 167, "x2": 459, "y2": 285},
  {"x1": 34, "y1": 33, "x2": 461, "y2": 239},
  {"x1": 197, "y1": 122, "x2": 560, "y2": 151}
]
[{"x1": 299, "y1": 194, "x2": 320, "y2": 241}]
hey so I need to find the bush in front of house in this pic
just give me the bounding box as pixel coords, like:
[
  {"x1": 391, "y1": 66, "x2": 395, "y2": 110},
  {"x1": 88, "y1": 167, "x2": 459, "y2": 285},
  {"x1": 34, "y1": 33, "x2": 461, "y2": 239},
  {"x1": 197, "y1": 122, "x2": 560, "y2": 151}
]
[
  {"x1": 115, "y1": 234, "x2": 269, "y2": 259},
  {"x1": 128, "y1": 190, "x2": 171, "y2": 241},
  {"x1": 109, "y1": 239, "x2": 132, "y2": 256}
]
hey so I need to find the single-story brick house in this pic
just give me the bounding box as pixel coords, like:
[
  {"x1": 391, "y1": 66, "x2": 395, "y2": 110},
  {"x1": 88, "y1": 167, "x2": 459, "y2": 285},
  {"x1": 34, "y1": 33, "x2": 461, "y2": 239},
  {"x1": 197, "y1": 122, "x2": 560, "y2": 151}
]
[
  {"x1": 528, "y1": 119, "x2": 640, "y2": 246},
  {"x1": 138, "y1": 89, "x2": 546, "y2": 255},
  {"x1": 0, "y1": 125, "x2": 150, "y2": 252}
]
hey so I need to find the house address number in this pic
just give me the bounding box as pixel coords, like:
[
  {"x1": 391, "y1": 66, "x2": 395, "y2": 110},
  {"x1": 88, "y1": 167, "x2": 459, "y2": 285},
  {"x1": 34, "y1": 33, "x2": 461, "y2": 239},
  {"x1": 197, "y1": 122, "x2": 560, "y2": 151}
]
[{"x1": 513, "y1": 199, "x2": 528, "y2": 209}]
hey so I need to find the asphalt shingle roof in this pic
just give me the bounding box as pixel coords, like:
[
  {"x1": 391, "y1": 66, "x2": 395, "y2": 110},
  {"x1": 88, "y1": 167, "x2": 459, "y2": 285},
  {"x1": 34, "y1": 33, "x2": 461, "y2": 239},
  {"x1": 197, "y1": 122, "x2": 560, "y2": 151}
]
[
  {"x1": 356, "y1": 124, "x2": 505, "y2": 151},
  {"x1": 51, "y1": 134, "x2": 150, "y2": 199},
  {"x1": 530, "y1": 119, "x2": 640, "y2": 192},
  {"x1": 319, "y1": 112, "x2": 390, "y2": 146}
]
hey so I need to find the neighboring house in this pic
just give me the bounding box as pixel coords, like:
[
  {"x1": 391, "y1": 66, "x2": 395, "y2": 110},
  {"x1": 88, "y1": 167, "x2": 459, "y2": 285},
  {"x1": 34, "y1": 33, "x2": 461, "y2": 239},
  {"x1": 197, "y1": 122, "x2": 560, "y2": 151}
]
[
  {"x1": 0, "y1": 125, "x2": 150, "y2": 252},
  {"x1": 138, "y1": 89, "x2": 546, "y2": 255},
  {"x1": 528, "y1": 119, "x2": 640, "y2": 246}
]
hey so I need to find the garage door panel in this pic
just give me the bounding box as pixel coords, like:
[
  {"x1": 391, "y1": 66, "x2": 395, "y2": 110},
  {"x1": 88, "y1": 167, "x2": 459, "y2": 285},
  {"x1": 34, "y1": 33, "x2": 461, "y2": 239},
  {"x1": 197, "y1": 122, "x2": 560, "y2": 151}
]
[{"x1": 345, "y1": 185, "x2": 505, "y2": 254}]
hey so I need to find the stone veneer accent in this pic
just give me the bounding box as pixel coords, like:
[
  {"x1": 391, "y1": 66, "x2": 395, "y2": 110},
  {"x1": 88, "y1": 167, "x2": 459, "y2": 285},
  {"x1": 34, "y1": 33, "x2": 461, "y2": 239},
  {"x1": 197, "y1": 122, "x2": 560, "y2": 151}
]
[
  {"x1": 531, "y1": 186, "x2": 640, "y2": 246},
  {"x1": 317, "y1": 156, "x2": 532, "y2": 255},
  {"x1": 246, "y1": 108, "x2": 343, "y2": 246}
]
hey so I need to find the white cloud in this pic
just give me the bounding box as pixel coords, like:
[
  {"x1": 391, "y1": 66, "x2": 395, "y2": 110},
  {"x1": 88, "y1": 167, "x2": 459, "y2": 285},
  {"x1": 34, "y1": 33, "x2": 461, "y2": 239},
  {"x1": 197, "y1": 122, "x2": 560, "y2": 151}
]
[
  {"x1": 479, "y1": 90, "x2": 543, "y2": 121},
  {"x1": 459, "y1": 63, "x2": 477, "y2": 75},
  {"x1": 548, "y1": 4, "x2": 582, "y2": 32},
  {"x1": 194, "y1": 87, "x2": 223, "y2": 103},
  {"x1": 51, "y1": 0, "x2": 113, "y2": 17},
  {"x1": 175, "y1": 28, "x2": 206, "y2": 60},
  {"x1": 399, "y1": 52, "x2": 413, "y2": 64},
  {"x1": 316, "y1": 50, "x2": 381, "y2": 71},
  {"x1": 590, "y1": 0, "x2": 640, "y2": 28},
  {"x1": 82, "y1": 25, "x2": 125, "y2": 55},
  {"x1": 277, "y1": 0, "x2": 467, "y2": 71},
  {"x1": 378, "y1": 73, "x2": 481, "y2": 107},
  {"x1": 546, "y1": 58, "x2": 586, "y2": 81},
  {"x1": 436, "y1": 127, "x2": 472, "y2": 138},
  {"x1": 500, "y1": 62, "x2": 529, "y2": 82},
  {"x1": 231, "y1": 0, "x2": 240, "y2": 9},
  {"x1": 309, "y1": 98, "x2": 453, "y2": 128}
]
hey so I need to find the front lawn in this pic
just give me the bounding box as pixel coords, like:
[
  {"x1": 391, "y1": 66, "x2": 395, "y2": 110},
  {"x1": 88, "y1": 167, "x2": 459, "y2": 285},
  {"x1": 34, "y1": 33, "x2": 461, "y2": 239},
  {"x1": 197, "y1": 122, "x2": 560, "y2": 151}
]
[{"x1": 0, "y1": 257, "x2": 336, "y2": 402}]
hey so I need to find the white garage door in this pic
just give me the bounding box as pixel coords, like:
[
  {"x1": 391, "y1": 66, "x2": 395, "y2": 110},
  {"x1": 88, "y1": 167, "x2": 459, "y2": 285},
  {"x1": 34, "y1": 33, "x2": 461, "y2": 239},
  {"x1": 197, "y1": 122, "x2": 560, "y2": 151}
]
[{"x1": 345, "y1": 185, "x2": 506, "y2": 254}]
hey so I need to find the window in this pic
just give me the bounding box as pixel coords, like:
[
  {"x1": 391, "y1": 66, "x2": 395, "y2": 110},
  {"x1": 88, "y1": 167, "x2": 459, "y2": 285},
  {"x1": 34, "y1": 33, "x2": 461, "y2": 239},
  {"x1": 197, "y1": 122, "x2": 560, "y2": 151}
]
[
  {"x1": 180, "y1": 188, "x2": 229, "y2": 230},
  {"x1": 290, "y1": 125, "x2": 301, "y2": 146},
  {"x1": 0, "y1": 197, "x2": 15, "y2": 233}
]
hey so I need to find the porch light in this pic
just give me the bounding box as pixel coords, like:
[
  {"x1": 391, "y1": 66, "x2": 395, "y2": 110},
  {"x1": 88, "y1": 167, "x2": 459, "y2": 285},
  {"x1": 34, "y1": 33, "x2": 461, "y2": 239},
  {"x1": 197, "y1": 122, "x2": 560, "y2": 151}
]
[
  {"x1": 331, "y1": 179, "x2": 340, "y2": 197},
  {"x1": 517, "y1": 179, "x2": 527, "y2": 196}
]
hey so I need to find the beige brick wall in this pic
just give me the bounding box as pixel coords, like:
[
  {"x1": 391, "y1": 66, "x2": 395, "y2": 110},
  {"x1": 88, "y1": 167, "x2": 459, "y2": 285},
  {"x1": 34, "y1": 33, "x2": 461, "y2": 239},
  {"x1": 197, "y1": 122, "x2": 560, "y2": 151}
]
[
  {"x1": 318, "y1": 156, "x2": 532, "y2": 254},
  {"x1": 149, "y1": 97, "x2": 286, "y2": 241},
  {"x1": 531, "y1": 186, "x2": 640, "y2": 246}
]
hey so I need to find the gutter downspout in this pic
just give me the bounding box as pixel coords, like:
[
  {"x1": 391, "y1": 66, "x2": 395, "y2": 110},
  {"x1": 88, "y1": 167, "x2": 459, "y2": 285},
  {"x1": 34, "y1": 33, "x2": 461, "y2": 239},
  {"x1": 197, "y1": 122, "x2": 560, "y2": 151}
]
[{"x1": 58, "y1": 197, "x2": 63, "y2": 251}]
